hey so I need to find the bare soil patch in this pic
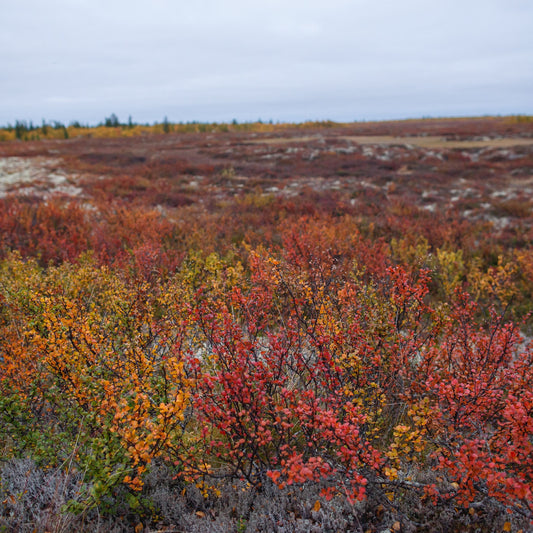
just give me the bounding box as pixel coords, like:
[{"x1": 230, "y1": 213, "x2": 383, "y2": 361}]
[{"x1": 0, "y1": 156, "x2": 82, "y2": 198}]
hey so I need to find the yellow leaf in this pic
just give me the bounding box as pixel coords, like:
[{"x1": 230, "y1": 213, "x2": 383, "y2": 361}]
[
  {"x1": 134, "y1": 523, "x2": 143, "y2": 533},
  {"x1": 503, "y1": 522, "x2": 511, "y2": 532},
  {"x1": 312, "y1": 500, "x2": 321, "y2": 512}
]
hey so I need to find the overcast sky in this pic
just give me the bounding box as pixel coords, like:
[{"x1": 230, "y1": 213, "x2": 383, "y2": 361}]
[{"x1": 1, "y1": 0, "x2": 532, "y2": 125}]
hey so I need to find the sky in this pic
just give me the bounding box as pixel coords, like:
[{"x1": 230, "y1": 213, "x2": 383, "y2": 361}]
[{"x1": 1, "y1": 0, "x2": 532, "y2": 125}]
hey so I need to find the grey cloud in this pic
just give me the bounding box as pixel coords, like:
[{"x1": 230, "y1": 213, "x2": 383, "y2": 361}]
[{"x1": 1, "y1": 0, "x2": 532, "y2": 124}]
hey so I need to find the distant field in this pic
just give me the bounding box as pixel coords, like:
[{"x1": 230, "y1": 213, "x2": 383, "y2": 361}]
[{"x1": 1, "y1": 116, "x2": 531, "y2": 228}]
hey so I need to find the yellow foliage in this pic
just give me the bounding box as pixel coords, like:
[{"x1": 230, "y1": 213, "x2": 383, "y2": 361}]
[
  {"x1": 0, "y1": 254, "x2": 190, "y2": 487},
  {"x1": 436, "y1": 248, "x2": 465, "y2": 296},
  {"x1": 468, "y1": 255, "x2": 518, "y2": 305}
]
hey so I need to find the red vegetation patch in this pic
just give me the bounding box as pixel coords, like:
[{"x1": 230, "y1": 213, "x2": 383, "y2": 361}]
[{"x1": 0, "y1": 117, "x2": 532, "y2": 531}]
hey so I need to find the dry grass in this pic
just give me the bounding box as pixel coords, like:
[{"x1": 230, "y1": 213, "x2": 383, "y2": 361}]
[{"x1": 253, "y1": 135, "x2": 533, "y2": 149}]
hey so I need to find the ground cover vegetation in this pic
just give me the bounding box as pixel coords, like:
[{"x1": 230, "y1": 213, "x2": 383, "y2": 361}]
[{"x1": 0, "y1": 117, "x2": 532, "y2": 531}]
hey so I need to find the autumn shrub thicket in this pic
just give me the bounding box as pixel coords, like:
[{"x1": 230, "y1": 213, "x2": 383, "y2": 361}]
[{"x1": 0, "y1": 189, "x2": 532, "y2": 531}]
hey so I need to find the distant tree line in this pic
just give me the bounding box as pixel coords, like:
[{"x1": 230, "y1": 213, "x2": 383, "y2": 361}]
[
  {"x1": 0, "y1": 114, "x2": 312, "y2": 142},
  {"x1": 3, "y1": 120, "x2": 70, "y2": 140},
  {"x1": 1, "y1": 114, "x2": 282, "y2": 133}
]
